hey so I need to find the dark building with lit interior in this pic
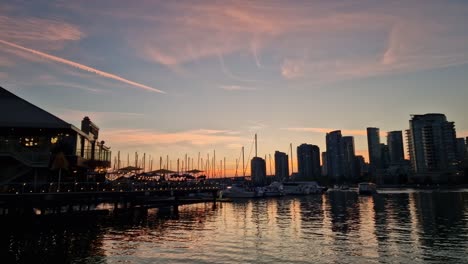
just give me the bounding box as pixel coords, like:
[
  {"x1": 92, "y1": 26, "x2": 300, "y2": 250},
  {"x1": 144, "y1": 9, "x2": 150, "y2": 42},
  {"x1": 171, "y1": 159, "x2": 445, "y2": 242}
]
[{"x1": 0, "y1": 87, "x2": 111, "y2": 184}]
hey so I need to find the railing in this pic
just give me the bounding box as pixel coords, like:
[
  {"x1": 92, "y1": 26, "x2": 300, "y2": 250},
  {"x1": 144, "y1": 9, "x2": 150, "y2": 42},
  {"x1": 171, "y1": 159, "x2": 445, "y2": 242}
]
[
  {"x1": 0, "y1": 181, "x2": 220, "y2": 194},
  {"x1": 81, "y1": 147, "x2": 111, "y2": 162}
]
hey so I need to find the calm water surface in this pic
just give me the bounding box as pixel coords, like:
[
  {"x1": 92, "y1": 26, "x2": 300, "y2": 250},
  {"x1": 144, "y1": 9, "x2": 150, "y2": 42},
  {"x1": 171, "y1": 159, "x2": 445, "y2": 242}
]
[{"x1": 1, "y1": 189, "x2": 468, "y2": 263}]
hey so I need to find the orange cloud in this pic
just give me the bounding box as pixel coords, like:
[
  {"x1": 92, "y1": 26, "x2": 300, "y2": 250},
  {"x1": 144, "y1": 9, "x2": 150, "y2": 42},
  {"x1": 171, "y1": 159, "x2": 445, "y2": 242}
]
[
  {"x1": 284, "y1": 127, "x2": 371, "y2": 136},
  {"x1": 458, "y1": 130, "x2": 468, "y2": 138},
  {"x1": 0, "y1": 39, "x2": 165, "y2": 94},
  {"x1": 102, "y1": 129, "x2": 242, "y2": 147}
]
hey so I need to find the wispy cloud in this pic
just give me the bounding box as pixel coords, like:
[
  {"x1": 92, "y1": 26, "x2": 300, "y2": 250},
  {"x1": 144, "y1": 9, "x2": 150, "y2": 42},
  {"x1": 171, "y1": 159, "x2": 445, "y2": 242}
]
[
  {"x1": 0, "y1": 39, "x2": 165, "y2": 94},
  {"x1": 53, "y1": 109, "x2": 145, "y2": 127},
  {"x1": 247, "y1": 120, "x2": 267, "y2": 132},
  {"x1": 281, "y1": 59, "x2": 305, "y2": 79},
  {"x1": 219, "y1": 85, "x2": 258, "y2": 91}
]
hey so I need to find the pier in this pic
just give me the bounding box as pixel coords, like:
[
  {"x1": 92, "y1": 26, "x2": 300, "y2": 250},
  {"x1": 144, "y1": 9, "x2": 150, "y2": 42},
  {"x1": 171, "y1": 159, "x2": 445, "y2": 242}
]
[{"x1": 0, "y1": 181, "x2": 221, "y2": 216}]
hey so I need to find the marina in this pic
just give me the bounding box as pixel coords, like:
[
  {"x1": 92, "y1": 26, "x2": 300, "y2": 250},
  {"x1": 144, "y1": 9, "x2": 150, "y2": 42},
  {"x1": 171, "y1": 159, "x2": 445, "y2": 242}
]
[{"x1": 2, "y1": 188, "x2": 467, "y2": 263}]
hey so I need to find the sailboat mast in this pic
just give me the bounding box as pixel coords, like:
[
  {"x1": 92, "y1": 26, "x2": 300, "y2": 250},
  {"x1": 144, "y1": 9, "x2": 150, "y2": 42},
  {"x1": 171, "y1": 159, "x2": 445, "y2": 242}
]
[
  {"x1": 290, "y1": 143, "x2": 294, "y2": 175},
  {"x1": 255, "y1": 133, "x2": 258, "y2": 158},
  {"x1": 242, "y1": 146, "x2": 245, "y2": 177}
]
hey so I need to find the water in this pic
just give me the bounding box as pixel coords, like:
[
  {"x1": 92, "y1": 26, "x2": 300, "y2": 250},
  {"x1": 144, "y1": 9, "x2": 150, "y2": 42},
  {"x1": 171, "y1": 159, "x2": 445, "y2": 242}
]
[{"x1": 1, "y1": 189, "x2": 468, "y2": 263}]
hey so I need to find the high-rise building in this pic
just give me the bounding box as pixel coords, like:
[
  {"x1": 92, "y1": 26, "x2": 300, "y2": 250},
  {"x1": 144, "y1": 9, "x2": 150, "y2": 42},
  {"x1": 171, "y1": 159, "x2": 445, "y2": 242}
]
[
  {"x1": 342, "y1": 136, "x2": 357, "y2": 181},
  {"x1": 355, "y1": 155, "x2": 366, "y2": 178},
  {"x1": 406, "y1": 114, "x2": 457, "y2": 174},
  {"x1": 321, "y1": 152, "x2": 327, "y2": 176},
  {"x1": 274, "y1": 151, "x2": 289, "y2": 182},
  {"x1": 297, "y1": 144, "x2": 321, "y2": 181},
  {"x1": 367, "y1": 127, "x2": 381, "y2": 171},
  {"x1": 387, "y1": 131, "x2": 405, "y2": 163},
  {"x1": 251, "y1": 157, "x2": 266, "y2": 186},
  {"x1": 326, "y1": 130, "x2": 344, "y2": 181},
  {"x1": 456, "y1": 138, "x2": 466, "y2": 162},
  {"x1": 380, "y1": 143, "x2": 390, "y2": 169}
]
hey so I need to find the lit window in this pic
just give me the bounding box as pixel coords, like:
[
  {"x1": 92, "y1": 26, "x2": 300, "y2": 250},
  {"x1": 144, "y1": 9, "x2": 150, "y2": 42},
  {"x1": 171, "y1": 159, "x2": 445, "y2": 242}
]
[{"x1": 50, "y1": 137, "x2": 58, "y2": 144}]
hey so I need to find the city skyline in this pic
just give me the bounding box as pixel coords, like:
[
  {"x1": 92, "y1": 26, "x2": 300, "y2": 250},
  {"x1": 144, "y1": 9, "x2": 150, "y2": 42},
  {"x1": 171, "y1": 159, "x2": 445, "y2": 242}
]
[{"x1": 1, "y1": 1, "x2": 468, "y2": 175}]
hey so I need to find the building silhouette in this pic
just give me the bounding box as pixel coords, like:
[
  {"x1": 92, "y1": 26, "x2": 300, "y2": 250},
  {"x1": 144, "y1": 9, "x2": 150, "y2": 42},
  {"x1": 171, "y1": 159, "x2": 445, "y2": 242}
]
[
  {"x1": 0, "y1": 87, "x2": 111, "y2": 183},
  {"x1": 387, "y1": 131, "x2": 405, "y2": 164},
  {"x1": 321, "y1": 152, "x2": 327, "y2": 176},
  {"x1": 355, "y1": 155, "x2": 366, "y2": 178},
  {"x1": 342, "y1": 136, "x2": 357, "y2": 182},
  {"x1": 367, "y1": 127, "x2": 381, "y2": 173},
  {"x1": 326, "y1": 130, "x2": 344, "y2": 182},
  {"x1": 274, "y1": 151, "x2": 289, "y2": 182},
  {"x1": 406, "y1": 113, "x2": 458, "y2": 182},
  {"x1": 297, "y1": 144, "x2": 320, "y2": 181},
  {"x1": 456, "y1": 138, "x2": 466, "y2": 162},
  {"x1": 251, "y1": 157, "x2": 266, "y2": 186},
  {"x1": 380, "y1": 143, "x2": 391, "y2": 169}
]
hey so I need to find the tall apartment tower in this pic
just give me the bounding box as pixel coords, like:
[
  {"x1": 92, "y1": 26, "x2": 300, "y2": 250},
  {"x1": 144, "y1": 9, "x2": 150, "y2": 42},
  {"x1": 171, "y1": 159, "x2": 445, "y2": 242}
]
[
  {"x1": 251, "y1": 157, "x2": 267, "y2": 186},
  {"x1": 297, "y1": 144, "x2": 321, "y2": 181},
  {"x1": 321, "y1": 152, "x2": 328, "y2": 176},
  {"x1": 342, "y1": 136, "x2": 357, "y2": 181},
  {"x1": 326, "y1": 130, "x2": 344, "y2": 181},
  {"x1": 455, "y1": 138, "x2": 466, "y2": 162},
  {"x1": 406, "y1": 114, "x2": 457, "y2": 173},
  {"x1": 274, "y1": 151, "x2": 289, "y2": 182},
  {"x1": 387, "y1": 131, "x2": 405, "y2": 164},
  {"x1": 367, "y1": 127, "x2": 381, "y2": 171}
]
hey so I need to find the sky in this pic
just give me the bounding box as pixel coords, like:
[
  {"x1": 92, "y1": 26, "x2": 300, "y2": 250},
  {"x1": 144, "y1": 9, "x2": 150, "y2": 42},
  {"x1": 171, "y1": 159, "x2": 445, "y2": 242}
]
[{"x1": 1, "y1": 0, "x2": 468, "y2": 175}]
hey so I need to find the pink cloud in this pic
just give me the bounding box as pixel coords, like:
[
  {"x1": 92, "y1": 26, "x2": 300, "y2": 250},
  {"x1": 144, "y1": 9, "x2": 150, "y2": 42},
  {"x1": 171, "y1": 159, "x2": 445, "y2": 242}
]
[{"x1": 0, "y1": 15, "x2": 84, "y2": 50}]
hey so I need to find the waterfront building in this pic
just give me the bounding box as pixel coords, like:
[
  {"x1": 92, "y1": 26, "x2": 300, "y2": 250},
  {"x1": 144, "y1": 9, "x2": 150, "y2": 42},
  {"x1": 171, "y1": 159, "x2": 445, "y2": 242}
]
[
  {"x1": 297, "y1": 144, "x2": 321, "y2": 181},
  {"x1": 326, "y1": 130, "x2": 344, "y2": 182},
  {"x1": 367, "y1": 127, "x2": 381, "y2": 172},
  {"x1": 456, "y1": 138, "x2": 466, "y2": 162},
  {"x1": 274, "y1": 151, "x2": 289, "y2": 182},
  {"x1": 0, "y1": 87, "x2": 111, "y2": 183},
  {"x1": 342, "y1": 136, "x2": 357, "y2": 182},
  {"x1": 387, "y1": 131, "x2": 405, "y2": 164},
  {"x1": 251, "y1": 157, "x2": 266, "y2": 186},
  {"x1": 406, "y1": 113, "x2": 458, "y2": 183}
]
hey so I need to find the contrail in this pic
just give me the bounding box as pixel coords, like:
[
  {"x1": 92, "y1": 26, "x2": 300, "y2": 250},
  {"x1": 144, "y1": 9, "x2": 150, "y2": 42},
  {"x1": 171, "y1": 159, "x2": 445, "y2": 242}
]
[{"x1": 0, "y1": 39, "x2": 165, "y2": 94}]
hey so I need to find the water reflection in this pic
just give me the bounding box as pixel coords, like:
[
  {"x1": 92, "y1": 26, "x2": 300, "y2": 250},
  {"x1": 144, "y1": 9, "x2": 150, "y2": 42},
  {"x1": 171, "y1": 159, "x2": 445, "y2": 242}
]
[{"x1": 1, "y1": 190, "x2": 468, "y2": 263}]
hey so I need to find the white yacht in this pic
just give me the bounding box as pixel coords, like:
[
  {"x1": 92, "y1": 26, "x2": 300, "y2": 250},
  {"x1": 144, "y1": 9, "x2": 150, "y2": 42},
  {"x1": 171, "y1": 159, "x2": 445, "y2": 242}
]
[
  {"x1": 283, "y1": 181, "x2": 325, "y2": 195},
  {"x1": 222, "y1": 184, "x2": 263, "y2": 198}
]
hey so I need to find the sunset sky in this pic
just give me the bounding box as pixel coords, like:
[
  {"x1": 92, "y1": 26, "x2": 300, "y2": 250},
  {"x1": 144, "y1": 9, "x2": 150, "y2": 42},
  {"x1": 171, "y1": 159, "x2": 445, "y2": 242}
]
[{"x1": 1, "y1": 1, "x2": 468, "y2": 175}]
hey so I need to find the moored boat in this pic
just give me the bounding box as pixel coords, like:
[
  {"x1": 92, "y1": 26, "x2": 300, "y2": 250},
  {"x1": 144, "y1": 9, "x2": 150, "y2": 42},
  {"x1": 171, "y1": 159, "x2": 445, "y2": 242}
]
[
  {"x1": 263, "y1": 182, "x2": 284, "y2": 197},
  {"x1": 222, "y1": 184, "x2": 263, "y2": 198},
  {"x1": 358, "y1": 182, "x2": 377, "y2": 195},
  {"x1": 283, "y1": 181, "x2": 325, "y2": 195}
]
